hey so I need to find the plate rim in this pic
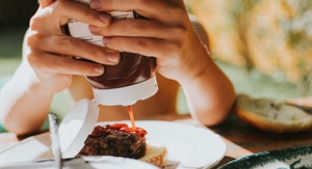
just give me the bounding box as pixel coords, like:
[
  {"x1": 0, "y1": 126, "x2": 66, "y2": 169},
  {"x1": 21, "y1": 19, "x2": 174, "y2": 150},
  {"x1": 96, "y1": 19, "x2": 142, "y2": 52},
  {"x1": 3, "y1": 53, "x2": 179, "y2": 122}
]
[{"x1": 0, "y1": 156, "x2": 159, "y2": 169}]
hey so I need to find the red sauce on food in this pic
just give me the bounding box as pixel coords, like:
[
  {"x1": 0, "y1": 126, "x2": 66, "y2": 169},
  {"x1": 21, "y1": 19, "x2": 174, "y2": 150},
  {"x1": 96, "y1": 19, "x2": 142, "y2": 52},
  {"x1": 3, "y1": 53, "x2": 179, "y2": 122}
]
[
  {"x1": 91, "y1": 123, "x2": 147, "y2": 137},
  {"x1": 91, "y1": 106, "x2": 147, "y2": 137}
]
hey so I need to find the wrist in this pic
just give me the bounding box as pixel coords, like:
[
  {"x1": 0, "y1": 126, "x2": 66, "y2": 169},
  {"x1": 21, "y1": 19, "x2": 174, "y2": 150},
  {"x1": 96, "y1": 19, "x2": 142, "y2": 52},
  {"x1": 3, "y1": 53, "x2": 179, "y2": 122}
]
[
  {"x1": 177, "y1": 34, "x2": 212, "y2": 84},
  {"x1": 177, "y1": 55, "x2": 211, "y2": 87},
  {"x1": 18, "y1": 63, "x2": 56, "y2": 97}
]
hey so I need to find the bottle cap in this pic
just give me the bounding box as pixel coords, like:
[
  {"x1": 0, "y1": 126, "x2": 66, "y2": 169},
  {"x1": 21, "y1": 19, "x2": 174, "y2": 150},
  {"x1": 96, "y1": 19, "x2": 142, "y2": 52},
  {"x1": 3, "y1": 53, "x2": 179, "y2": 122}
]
[
  {"x1": 93, "y1": 76, "x2": 158, "y2": 106},
  {"x1": 58, "y1": 99, "x2": 99, "y2": 158}
]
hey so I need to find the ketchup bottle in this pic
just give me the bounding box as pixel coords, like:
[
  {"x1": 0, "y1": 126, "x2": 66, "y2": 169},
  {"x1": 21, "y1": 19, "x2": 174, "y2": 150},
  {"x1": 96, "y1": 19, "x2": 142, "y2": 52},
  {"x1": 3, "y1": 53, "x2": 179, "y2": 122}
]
[{"x1": 63, "y1": 6, "x2": 158, "y2": 106}]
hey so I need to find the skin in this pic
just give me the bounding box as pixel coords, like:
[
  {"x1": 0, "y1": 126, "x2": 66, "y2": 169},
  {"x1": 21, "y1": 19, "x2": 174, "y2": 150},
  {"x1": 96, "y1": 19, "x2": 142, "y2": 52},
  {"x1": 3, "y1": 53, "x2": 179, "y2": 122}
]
[{"x1": 0, "y1": 0, "x2": 236, "y2": 136}]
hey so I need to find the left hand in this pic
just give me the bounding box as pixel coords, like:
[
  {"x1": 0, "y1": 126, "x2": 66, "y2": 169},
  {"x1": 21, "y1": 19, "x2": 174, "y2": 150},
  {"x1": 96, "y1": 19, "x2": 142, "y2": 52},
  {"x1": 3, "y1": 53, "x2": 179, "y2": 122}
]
[{"x1": 88, "y1": 0, "x2": 211, "y2": 84}]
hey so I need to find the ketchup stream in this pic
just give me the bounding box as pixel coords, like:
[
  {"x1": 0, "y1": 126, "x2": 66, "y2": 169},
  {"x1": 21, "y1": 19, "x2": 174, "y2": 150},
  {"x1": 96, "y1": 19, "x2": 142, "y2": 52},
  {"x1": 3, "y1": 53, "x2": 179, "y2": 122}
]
[
  {"x1": 127, "y1": 105, "x2": 147, "y2": 137},
  {"x1": 128, "y1": 105, "x2": 136, "y2": 131}
]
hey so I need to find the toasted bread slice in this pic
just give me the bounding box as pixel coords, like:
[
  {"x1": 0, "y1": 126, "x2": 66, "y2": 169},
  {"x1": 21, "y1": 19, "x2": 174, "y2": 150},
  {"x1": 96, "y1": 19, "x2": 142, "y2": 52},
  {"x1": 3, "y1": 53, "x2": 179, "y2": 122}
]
[
  {"x1": 235, "y1": 95, "x2": 312, "y2": 133},
  {"x1": 139, "y1": 138, "x2": 167, "y2": 167}
]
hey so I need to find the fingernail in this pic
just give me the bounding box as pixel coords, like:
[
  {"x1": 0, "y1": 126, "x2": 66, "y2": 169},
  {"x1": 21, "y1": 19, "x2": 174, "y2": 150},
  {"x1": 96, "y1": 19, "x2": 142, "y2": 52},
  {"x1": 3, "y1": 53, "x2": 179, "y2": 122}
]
[
  {"x1": 90, "y1": 0, "x2": 101, "y2": 9},
  {"x1": 103, "y1": 37, "x2": 111, "y2": 45},
  {"x1": 94, "y1": 65, "x2": 104, "y2": 74},
  {"x1": 107, "y1": 53, "x2": 120, "y2": 63},
  {"x1": 89, "y1": 25, "x2": 100, "y2": 33},
  {"x1": 99, "y1": 14, "x2": 111, "y2": 23}
]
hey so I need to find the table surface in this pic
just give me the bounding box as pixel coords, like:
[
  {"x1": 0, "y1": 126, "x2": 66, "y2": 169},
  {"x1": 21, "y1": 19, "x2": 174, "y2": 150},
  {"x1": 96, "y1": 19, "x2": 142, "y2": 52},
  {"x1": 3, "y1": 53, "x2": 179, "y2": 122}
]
[
  {"x1": 209, "y1": 113, "x2": 312, "y2": 169},
  {"x1": 1, "y1": 112, "x2": 312, "y2": 169}
]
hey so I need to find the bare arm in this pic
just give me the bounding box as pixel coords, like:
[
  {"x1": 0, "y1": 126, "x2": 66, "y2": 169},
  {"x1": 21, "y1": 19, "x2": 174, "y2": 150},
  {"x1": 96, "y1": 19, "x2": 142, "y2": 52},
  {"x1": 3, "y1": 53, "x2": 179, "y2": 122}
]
[
  {"x1": 0, "y1": 1, "x2": 119, "y2": 135},
  {"x1": 180, "y1": 53, "x2": 236, "y2": 126},
  {"x1": 180, "y1": 17, "x2": 236, "y2": 126},
  {"x1": 0, "y1": 30, "x2": 54, "y2": 135}
]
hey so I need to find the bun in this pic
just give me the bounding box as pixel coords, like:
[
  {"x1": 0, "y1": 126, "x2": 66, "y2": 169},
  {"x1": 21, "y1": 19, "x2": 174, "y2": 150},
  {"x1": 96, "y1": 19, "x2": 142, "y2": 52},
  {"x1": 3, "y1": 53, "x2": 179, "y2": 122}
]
[
  {"x1": 140, "y1": 138, "x2": 167, "y2": 167},
  {"x1": 235, "y1": 95, "x2": 312, "y2": 133}
]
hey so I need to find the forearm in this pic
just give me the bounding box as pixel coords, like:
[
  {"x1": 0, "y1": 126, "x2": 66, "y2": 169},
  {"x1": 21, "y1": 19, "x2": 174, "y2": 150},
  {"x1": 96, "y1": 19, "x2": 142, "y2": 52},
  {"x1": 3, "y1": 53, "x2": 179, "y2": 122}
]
[
  {"x1": 180, "y1": 56, "x2": 236, "y2": 126},
  {"x1": 0, "y1": 63, "x2": 54, "y2": 135}
]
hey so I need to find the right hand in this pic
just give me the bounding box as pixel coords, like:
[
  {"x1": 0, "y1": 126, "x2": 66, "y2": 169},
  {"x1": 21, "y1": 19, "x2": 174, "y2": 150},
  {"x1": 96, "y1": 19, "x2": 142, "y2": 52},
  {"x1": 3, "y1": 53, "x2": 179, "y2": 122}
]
[{"x1": 25, "y1": 0, "x2": 120, "y2": 93}]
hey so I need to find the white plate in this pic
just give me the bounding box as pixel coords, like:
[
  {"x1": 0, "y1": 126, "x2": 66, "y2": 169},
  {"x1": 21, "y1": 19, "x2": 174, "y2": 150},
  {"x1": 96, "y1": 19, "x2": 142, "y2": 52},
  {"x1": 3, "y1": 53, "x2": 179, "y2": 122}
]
[
  {"x1": 0, "y1": 132, "x2": 53, "y2": 164},
  {"x1": 218, "y1": 144, "x2": 312, "y2": 169},
  {"x1": 99, "y1": 120, "x2": 227, "y2": 168},
  {"x1": 0, "y1": 156, "x2": 159, "y2": 169},
  {"x1": 0, "y1": 120, "x2": 226, "y2": 169}
]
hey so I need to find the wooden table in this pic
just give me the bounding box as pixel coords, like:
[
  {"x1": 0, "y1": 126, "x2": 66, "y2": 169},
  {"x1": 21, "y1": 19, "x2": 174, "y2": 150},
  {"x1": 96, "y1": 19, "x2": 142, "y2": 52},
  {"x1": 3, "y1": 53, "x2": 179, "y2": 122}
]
[{"x1": 1, "y1": 112, "x2": 312, "y2": 169}]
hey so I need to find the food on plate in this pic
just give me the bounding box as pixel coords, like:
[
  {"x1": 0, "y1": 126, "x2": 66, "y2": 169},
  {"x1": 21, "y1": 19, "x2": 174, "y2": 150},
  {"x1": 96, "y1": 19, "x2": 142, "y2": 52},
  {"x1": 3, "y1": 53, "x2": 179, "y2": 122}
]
[
  {"x1": 77, "y1": 123, "x2": 167, "y2": 167},
  {"x1": 235, "y1": 95, "x2": 312, "y2": 133},
  {"x1": 77, "y1": 124, "x2": 146, "y2": 158}
]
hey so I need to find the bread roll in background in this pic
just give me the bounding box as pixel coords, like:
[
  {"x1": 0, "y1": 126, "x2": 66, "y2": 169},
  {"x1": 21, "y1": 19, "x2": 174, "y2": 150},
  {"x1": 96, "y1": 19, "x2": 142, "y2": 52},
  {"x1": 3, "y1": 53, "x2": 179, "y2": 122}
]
[{"x1": 235, "y1": 95, "x2": 312, "y2": 133}]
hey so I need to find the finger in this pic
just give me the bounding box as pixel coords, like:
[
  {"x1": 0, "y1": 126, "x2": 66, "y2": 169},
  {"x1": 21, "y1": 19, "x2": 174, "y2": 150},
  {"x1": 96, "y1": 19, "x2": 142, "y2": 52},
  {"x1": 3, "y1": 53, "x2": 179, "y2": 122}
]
[
  {"x1": 102, "y1": 36, "x2": 179, "y2": 59},
  {"x1": 89, "y1": 19, "x2": 177, "y2": 39},
  {"x1": 89, "y1": 0, "x2": 183, "y2": 20},
  {"x1": 28, "y1": 52, "x2": 105, "y2": 76},
  {"x1": 59, "y1": 0, "x2": 112, "y2": 27},
  {"x1": 35, "y1": 0, "x2": 112, "y2": 28},
  {"x1": 38, "y1": 0, "x2": 55, "y2": 8},
  {"x1": 36, "y1": 35, "x2": 121, "y2": 65}
]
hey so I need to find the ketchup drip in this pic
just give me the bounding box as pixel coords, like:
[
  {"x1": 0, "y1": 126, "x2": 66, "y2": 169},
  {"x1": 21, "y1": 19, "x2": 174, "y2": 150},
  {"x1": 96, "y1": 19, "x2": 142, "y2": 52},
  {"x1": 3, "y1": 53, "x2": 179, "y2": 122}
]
[
  {"x1": 91, "y1": 105, "x2": 147, "y2": 138},
  {"x1": 128, "y1": 105, "x2": 136, "y2": 131}
]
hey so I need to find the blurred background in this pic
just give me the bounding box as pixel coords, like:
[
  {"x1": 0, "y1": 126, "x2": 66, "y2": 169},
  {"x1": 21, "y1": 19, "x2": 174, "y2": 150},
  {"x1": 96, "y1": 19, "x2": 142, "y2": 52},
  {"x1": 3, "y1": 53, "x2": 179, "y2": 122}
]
[
  {"x1": 184, "y1": 0, "x2": 312, "y2": 98},
  {"x1": 0, "y1": 0, "x2": 312, "y2": 116},
  {"x1": 0, "y1": 1, "x2": 38, "y2": 77}
]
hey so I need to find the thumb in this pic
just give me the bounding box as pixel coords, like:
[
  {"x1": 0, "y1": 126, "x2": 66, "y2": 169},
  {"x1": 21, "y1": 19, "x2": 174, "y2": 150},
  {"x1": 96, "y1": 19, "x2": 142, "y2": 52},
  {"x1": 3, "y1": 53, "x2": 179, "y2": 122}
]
[{"x1": 38, "y1": 0, "x2": 55, "y2": 8}]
